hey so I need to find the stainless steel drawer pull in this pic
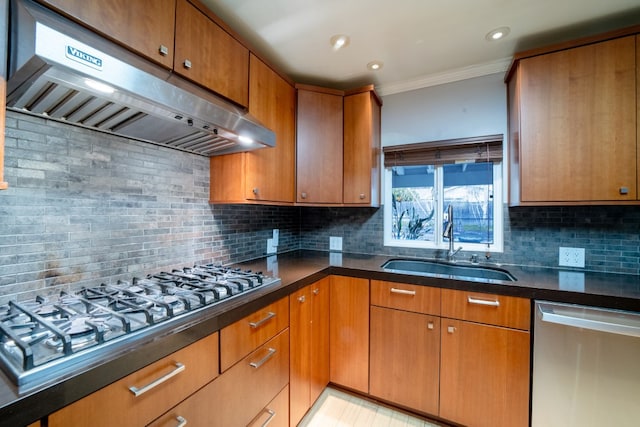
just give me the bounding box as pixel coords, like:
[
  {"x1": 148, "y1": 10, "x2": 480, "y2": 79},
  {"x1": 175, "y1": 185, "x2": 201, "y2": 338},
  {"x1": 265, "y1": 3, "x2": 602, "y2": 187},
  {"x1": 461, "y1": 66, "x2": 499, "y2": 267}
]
[
  {"x1": 390, "y1": 288, "x2": 416, "y2": 296},
  {"x1": 129, "y1": 362, "x2": 185, "y2": 397},
  {"x1": 249, "y1": 348, "x2": 277, "y2": 369},
  {"x1": 467, "y1": 296, "x2": 500, "y2": 307},
  {"x1": 261, "y1": 409, "x2": 276, "y2": 427},
  {"x1": 175, "y1": 416, "x2": 187, "y2": 427},
  {"x1": 249, "y1": 312, "x2": 276, "y2": 329},
  {"x1": 158, "y1": 45, "x2": 169, "y2": 56}
]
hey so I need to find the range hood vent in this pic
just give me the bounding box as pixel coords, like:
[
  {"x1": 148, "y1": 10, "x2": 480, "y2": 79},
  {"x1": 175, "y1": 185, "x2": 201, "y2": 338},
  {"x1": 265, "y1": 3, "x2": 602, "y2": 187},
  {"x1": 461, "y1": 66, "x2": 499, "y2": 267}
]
[{"x1": 6, "y1": 0, "x2": 275, "y2": 156}]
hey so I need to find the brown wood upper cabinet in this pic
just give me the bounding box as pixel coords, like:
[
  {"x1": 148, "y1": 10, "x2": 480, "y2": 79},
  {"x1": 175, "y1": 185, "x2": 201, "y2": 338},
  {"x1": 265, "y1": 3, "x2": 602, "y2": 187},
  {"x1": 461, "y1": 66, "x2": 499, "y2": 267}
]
[
  {"x1": 296, "y1": 84, "x2": 382, "y2": 206},
  {"x1": 210, "y1": 55, "x2": 296, "y2": 204},
  {"x1": 37, "y1": 0, "x2": 176, "y2": 69},
  {"x1": 296, "y1": 84, "x2": 344, "y2": 204},
  {"x1": 507, "y1": 34, "x2": 638, "y2": 205},
  {"x1": 344, "y1": 86, "x2": 382, "y2": 206},
  {"x1": 174, "y1": 0, "x2": 249, "y2": 107}
]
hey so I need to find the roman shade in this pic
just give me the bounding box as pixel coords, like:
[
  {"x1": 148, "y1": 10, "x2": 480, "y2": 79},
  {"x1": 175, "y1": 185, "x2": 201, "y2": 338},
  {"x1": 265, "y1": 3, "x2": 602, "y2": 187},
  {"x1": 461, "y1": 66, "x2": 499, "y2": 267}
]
[{"x1": 383, "y1": 134, "x2": 503, "y2": 168}]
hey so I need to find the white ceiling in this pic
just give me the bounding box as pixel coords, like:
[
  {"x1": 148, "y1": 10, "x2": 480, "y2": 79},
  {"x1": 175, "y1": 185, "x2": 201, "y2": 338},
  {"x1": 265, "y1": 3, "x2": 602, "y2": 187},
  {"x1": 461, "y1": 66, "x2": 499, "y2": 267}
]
[{"x1": 200, "y1": 0, "x2": 640, "y2": 95}]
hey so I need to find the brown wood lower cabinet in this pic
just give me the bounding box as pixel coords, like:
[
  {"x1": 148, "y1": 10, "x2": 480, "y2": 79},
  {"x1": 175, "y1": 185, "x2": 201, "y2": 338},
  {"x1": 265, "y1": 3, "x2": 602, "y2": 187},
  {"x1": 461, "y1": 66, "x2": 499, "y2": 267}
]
[
  {"x1": 248, "y1": 384, "x2": 290, "y2": 427},
  {"x1": 149, "y1": 329, "x2": 290, "y2": 427},
  {"x1": 48, "y1": 333, "x2": 219, "y2": 427},
  {"x1": 329, "y1": 276, "x2": 369, "y2": 393},
  {"x1": 439, "y1": 319, "x2": 530, "y2": 427},
  {"x1": 369, "y1": 306, "x2": 440, "y2": 415},
  {"x1": 290, "y1": 278, "x2": 330, "y2": 426}
]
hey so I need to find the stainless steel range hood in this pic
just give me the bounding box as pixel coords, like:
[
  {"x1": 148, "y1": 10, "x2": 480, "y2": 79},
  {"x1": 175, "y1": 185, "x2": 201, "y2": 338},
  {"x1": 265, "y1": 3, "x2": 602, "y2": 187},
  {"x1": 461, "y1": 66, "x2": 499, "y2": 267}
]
[{"x1": 6, "y1": 0, "x2": 275, "y2": 156}]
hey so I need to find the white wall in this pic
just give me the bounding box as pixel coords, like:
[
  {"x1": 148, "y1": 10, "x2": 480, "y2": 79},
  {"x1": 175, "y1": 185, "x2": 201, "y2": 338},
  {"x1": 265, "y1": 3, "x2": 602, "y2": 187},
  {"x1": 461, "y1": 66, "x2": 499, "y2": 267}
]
[
  {"x1": 380, "y1": 72, "x2": 507, "y2": 147},
  {"x1": 379, "y1": 72, "x2": 508, "y2": 201}
]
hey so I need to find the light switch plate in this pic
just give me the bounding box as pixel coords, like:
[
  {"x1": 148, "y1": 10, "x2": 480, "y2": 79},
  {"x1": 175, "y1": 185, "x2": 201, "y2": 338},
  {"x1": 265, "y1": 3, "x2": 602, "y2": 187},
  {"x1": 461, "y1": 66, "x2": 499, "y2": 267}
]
[
  {"x1": 266, "y1": 238, "x2": 277, "y2": 255},
  {"x1": 329, "y1": 236, "x2": 343, "y2": 251},
  {"x1": 559, "y1": 247, "x2": 585, "y2": 268}
]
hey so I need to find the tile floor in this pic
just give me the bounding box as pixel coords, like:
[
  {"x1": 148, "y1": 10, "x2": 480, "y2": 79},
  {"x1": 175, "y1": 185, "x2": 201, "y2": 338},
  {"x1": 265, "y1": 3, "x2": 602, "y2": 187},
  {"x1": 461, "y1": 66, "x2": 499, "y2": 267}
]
[{"x1": 299, "y1": 387, "x2": 444, "y2": 427}]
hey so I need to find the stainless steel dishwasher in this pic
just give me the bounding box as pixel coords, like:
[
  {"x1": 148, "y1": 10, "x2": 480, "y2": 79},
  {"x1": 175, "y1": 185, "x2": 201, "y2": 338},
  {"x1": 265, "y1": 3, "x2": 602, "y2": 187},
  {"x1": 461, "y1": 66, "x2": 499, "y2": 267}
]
[{"x1": 533, "y1": 301, "x2": 640, "y2": 427}]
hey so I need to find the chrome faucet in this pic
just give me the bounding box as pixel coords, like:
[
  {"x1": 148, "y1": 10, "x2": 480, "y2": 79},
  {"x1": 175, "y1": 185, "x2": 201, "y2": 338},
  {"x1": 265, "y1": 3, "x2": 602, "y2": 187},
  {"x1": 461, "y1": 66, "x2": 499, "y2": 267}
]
[{"x1": 443, "y1": 204, "x2": 463, "y2": 262}]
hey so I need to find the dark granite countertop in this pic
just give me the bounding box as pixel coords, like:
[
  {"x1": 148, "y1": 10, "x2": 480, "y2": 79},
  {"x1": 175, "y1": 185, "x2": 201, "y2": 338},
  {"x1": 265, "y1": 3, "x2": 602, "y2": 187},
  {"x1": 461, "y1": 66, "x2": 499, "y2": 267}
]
[{"x1": 1, "y1": 250, "x2": 639, "y2": 426}]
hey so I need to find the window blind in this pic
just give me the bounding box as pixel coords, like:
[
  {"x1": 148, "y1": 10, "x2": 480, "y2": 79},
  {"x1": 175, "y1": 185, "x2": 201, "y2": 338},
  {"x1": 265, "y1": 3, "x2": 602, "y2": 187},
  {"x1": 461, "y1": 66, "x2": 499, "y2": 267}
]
[{"x1": 383, "y1": 134, "x2": 503, "y2": 168}]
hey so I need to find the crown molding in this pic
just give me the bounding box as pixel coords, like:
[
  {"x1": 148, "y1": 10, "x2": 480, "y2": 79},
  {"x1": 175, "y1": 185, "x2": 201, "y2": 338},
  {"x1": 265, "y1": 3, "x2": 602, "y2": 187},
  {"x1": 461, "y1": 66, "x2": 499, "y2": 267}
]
[{"x1": 376, "y1": 57, "x2": 512, "y2": 96}]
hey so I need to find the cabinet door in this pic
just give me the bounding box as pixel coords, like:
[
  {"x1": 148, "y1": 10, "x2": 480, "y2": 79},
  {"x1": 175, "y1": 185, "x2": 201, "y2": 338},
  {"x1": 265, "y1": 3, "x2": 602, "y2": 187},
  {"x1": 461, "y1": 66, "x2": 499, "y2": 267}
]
[
  {"x1": 296, "y1": 86, "x2": 343, "y2": 204},
  {"x1": 290, "y1": 278, "x2": 330, "y2": 426},
  {"x1": 174, "y1": 0, "x2": 249, "y2": 107},
  {"x1": 370, "y1": 306, "x2": 439, "y2": 415},
  {"x1": 329, "y1": 276, "x2": 369, "y2": 392},
  {"x1": 245, "y1": 55, "x2": 296, "y2": 203},
  {"x1": 49, "y1": 333, "x2": 219, "y2": 427},
  {"x1": 440, "y1": 320, "x2": 530, "y2": 427},
  {"x1": 518, "y1": 35, "x2": 636, "y2": 202},
  {"x1": 39, "y1": 0, "x2": 175, "y2": 68},
  {"x1": 309, "y1": 278, "x2": 330, "y2": 404},
  {"x1": 290, "y1": 285, "x2": 312, "y2": 426},
  {"x1": 343, "y1": 88, "x2": 381, "y2": 206}
]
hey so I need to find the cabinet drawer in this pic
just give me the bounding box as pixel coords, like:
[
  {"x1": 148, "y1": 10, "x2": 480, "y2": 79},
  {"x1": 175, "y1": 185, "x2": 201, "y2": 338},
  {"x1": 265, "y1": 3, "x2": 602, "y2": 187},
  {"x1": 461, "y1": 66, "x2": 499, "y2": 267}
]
[
  {"x1": 49, "y1": 333, "x2": 219, "y2": 427},
  {"x1": 220, "y1": 296, "x2": 289, "y2": 371},
  {"x1": 150, "y1": 330, "x2": 288, "y2": 427},
  {"x1": 371, "y1": 280, "x2": 440, "y2": 315},
  {"x1": 441, "y1": 289, "x2": 530, "y2": 330},
  {"x1": 247, "y1": 384, "x2": 289, "y2": 427}
]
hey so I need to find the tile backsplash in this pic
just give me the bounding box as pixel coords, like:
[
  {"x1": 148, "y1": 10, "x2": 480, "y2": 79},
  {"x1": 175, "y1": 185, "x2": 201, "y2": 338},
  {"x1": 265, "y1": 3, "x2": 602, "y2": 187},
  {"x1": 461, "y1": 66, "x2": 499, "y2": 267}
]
[
  {"x1": 299, "y1": 205, "x2": 640, "y2": 275},
  {"x1": 1, "y1": 111, "x2": 639, "y2": 302},
  {"x1": 0, "y1": 112, "x2": 298, "y2": 302}
]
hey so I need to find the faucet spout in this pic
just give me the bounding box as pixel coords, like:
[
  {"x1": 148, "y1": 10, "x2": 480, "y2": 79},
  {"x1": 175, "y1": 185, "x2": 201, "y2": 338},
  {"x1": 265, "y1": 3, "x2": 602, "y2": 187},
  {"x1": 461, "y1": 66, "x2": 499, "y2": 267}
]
[{"x1": 443, "y1": 204, "x2": 462, "y2": 262}]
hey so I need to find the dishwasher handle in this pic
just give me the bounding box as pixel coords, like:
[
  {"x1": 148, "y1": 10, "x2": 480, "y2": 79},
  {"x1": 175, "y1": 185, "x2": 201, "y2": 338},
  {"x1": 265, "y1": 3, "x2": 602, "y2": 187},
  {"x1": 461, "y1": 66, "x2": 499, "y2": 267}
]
[{"x1": 537, "y1": 302, "x2": 640, "y2": 338}]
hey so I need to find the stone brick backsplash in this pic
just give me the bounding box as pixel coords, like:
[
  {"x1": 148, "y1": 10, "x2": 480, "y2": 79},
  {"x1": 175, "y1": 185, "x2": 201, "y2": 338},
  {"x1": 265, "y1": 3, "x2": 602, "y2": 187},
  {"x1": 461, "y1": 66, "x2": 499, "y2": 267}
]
[
  {"x1": 0, "y1": 112, "x2": 298, "y2": 303},
  {"x1": 2, "y1": 111, "x2": 639, "y2": 303},
  {"x1": 299, "y1": 205, "x2": 640, "y2": 275}
]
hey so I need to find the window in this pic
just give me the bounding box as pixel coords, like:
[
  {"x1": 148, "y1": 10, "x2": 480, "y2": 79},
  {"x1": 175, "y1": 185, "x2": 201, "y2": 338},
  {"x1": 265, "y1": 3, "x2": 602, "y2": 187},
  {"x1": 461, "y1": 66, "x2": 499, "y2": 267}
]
[{"x1": 383, "y1": 135, "x2": 503, "y2": 252}]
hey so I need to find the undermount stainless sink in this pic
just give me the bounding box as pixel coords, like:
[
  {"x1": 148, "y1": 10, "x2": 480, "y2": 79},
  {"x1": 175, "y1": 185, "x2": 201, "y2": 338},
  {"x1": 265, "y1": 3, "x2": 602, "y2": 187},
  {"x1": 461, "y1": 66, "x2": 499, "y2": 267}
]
[{"x1": 381, "y1": 259, "x2": 516, "y2": 282}]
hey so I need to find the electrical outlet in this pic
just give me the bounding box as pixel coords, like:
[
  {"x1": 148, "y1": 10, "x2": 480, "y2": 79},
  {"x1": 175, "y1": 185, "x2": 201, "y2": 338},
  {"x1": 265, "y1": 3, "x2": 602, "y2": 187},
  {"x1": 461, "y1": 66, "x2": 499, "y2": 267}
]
[
  {"x1": 559, "y1": 247, "x2": 585, "y2": 268},
  {"x1": 329, "y1": 236, "x2": 343, "y2": 251},
  {"x1": 272, "y1": 229, "x2": 279, "y2": 246},
  {"x1": 266, "y1": 238, "x2": 277, "y2": 254}
]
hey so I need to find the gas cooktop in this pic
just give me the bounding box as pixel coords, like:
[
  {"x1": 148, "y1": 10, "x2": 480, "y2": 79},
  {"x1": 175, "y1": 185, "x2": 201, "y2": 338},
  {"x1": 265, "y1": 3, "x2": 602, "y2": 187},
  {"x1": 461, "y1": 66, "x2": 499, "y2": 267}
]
[{"x1": 0, "y1": 264, "x2": 280, "y2": 391}]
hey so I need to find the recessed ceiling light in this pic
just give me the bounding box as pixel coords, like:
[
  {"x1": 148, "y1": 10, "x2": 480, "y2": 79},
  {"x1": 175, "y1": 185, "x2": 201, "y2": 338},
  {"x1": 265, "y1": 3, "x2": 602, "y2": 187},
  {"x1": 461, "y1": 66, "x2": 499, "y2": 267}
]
[
  {"x1": 330, "y1": 34, "x2": 350, "y2": 50},
  {"x1": 485, "y1": 26, "x2": 510, "y2": 41},
  {"x1": 367, "y1": 61, "x2": 383, "y2": 71}
]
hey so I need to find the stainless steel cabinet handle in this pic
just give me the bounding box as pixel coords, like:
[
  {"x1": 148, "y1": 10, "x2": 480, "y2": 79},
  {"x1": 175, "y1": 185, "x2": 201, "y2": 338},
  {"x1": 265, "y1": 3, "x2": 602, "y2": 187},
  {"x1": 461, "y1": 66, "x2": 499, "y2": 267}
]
[
  {"x1": 159, "y1": 45, "x2": 169, "y2": 56},
  {"x1": 249, "y1": 312, "x2": 276, "y2": 329},
  {"x1": 359, "y1": 193, "x2": 365, "y2": 199},
  {"x1": 447, "y1": 326, "x2": 456, "y2": 334},
  {"x1": 175, "y1": 416, "x2": 187, "y2": 427},
  {"x1": 183, "y1": 59, "x2": 192, "y2": 69},
  {"x1": 249, "y1": 347, "x2": 277, "y2": 369},
  {"x1": 129, "y1": 362, "x2": 185, "y2": 397},
  {"x1": 298, "y1": 295, "x2": 306, "y2": 303},
  {"x1": 260, "y1": 409, "x2": 276, "y2": 427},
  {"x1": 390, "y1": 288, "x2": 416, "y2": 296},
  {"x1": 252, "y1": 188, "x2": 260, "y2": 195},
  {"x1": 312, "y1": 288, "x2": 320, "y2": 295},
  {"x1": 467, "y1": 296, "x2": 500, "y2": 307},
  {"x1": 300, "y1": 192, "x2": 307, "y2": 199},
  {"x1": 538, "y1": 302, "x2": 640, "y2": 338},
  {"x1": 427, "y1": 321, "x2": 434, "y2": 330}
]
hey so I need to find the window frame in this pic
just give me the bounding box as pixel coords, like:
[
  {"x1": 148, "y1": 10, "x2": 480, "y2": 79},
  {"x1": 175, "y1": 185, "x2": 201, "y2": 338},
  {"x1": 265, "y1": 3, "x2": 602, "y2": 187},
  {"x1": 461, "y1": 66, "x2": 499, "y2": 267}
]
[{"x1": 383, "y1": 161, "x2": 504, "y2": 252}]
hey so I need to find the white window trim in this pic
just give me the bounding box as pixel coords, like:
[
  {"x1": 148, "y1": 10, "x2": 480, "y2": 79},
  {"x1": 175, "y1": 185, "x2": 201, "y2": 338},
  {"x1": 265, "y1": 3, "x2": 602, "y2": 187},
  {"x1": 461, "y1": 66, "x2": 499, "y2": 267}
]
[{"x1": 383, "y1": 162, "x2": 503, "y2": 253}]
